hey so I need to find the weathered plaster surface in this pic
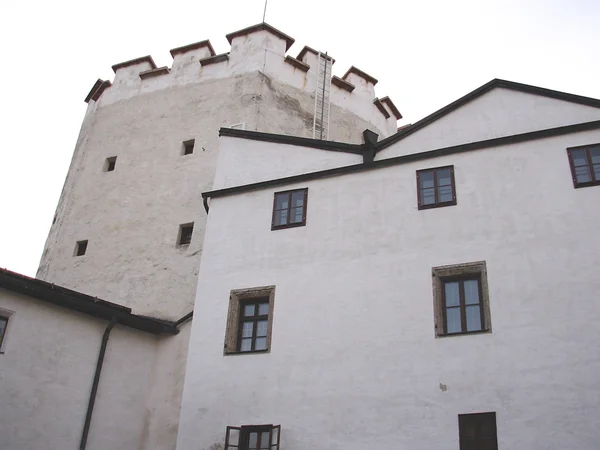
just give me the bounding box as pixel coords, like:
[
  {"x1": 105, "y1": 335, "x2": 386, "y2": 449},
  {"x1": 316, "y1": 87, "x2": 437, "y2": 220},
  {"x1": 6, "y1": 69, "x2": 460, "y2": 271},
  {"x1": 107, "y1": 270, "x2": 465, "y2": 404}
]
[
  {"x1": 376, "y1": 87, "x2": 600, "y2": 159},
  {"x1": 178, "y1": 129, "x2": 600, "y2": 450},
  {"x1": 0, "y1": 289, "x2": 157, "y2": 450}
]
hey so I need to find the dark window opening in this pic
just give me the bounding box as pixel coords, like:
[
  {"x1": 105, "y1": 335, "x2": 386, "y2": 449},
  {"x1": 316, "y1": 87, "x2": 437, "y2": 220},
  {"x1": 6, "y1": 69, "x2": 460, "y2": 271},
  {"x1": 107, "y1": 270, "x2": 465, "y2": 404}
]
[
  {"x1": 182, "y1": 139, "x2": 195, "y2": 155},
  {"x1": 238, "y1": 298, "x2": 269, "y2": 352},
  {"x1": 0, "y1": 316, "x2": 9, "y2": 349},
  {"x1": 416, "y1": 165, "x2": 456, "y2": 209},
  {"x1": 442, "y1": 276, "x2": 484, "y2": 335},
  {"x1": 178, "y1": 223, "x2": 194, "y2": 246},
  {"x1": 225, "y1": 424, "x2": 281, "y2": 450},
  {"x1": 567, "y1": 144, "x2": 600, "y2": 188},
  {"x1": 75, "y1": 240, "x2": 88, "y2": 256},
  {"x1": 459, "y1": 412, "x2": 498, "y2": 450},
  {"x1": 105, "y1": 156, "x2": 117, "y2": 172},
  {"x1": 271, "y1": 188, "x2": 308, "y2": 230}
]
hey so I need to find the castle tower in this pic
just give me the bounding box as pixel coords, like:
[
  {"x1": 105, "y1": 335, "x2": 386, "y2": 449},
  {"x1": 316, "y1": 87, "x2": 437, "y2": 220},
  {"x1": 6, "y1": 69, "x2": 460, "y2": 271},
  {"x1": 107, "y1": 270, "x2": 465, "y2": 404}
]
[{"x1": 37, "y1": 22, "x2": 400, "y2": 319}]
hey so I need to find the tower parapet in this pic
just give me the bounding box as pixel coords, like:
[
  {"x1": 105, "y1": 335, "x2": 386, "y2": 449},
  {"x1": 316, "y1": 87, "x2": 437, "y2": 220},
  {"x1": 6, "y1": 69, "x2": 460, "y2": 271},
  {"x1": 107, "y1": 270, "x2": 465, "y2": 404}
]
[{"x1": 85, "y1": 22, "x2": 400, "y2": 136}]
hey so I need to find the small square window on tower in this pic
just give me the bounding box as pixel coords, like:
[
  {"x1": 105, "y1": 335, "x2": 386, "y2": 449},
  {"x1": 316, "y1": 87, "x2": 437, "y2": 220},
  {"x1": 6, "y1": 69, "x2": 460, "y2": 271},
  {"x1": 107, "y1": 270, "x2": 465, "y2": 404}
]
[
  {"x1": 177, "y1": 223, "x2": 194, "y2": 246},
  {"x1": 74, "y1": 240, "x2": 88, "y2": 256},
  {"x1": 104, "y1": 156, "x2": 117, "y2": 172},
  {"x1": 182, "y1": 139, "x2": 195, "y2": 155}
]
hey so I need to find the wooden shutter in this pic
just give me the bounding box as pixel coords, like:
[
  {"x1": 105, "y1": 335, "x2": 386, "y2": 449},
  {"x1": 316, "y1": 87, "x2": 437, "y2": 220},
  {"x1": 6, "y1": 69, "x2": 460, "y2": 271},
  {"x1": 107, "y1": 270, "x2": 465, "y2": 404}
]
[{"x1": 225, "y1": 426, "x2": 242, "y2": 450}]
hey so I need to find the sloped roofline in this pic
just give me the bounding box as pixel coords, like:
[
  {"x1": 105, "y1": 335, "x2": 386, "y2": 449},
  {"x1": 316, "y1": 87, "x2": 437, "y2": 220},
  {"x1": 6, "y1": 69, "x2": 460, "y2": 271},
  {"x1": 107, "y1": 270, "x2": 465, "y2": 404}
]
[
  {"x1": 0, "y1": 268, "x2": 179, "y2": 335},
  {"x1": 376, "y1": 78, "x2": 600, "y2": 151}
]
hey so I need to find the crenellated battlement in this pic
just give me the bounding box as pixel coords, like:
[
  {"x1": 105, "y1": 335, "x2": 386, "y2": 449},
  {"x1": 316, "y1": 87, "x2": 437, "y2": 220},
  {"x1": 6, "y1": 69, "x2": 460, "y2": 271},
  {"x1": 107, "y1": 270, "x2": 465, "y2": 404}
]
[{"x1": 85, "y1": 22, "x2": 400, "y2": 134}]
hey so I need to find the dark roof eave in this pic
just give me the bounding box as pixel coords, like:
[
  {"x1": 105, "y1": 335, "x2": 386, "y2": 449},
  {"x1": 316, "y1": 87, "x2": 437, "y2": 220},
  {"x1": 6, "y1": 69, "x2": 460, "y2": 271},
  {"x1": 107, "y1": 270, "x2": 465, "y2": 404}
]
[
  {"x1": 205, "y1": 119, "x2": 600, "y2": 200},
  {"x1": 0, "y1": 269, "x2": 178, "y2": 335}
]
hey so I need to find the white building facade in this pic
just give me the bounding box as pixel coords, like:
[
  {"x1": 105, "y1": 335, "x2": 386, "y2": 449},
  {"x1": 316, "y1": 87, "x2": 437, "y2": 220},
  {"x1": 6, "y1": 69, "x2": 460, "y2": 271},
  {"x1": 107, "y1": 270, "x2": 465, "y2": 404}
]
[{"x1": 177, "y1": 80, "x2": 600, "y2": 450}]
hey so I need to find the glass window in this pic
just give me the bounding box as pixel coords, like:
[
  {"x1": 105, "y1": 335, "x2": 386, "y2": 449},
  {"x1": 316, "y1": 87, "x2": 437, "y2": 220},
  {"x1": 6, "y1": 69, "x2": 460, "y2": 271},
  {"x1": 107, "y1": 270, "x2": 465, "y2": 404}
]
[
  {"x1": 238, "y1": 299, "x2": 270, "y2": 352},
  {"x1": 417, "y1": 166, "x2": 456, "y2": 209},
  {"x1": 272, "y1": 189, "x2": 308, "y2": 229},
  {"x1": 442, "y1": 277, "x2": 483, "y2": 334},
  {"x1": 568, "y1": 145, "x2": 600, "y2": 187},
  {"x1": 225, "y1": 425, "x2": 281, "y2": 450},
  {"x1": 459, "y1": 412, "x2": 498, "y2": 450}
]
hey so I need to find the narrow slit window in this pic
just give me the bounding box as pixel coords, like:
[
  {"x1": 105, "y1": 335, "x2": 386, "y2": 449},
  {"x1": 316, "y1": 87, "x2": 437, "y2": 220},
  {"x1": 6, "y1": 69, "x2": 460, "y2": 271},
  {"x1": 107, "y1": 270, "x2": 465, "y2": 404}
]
[
  {"x1": 182, "y1": 139, "x2": 195, "y2": 155},
  {"x1": 271, "y1": 188, "x2": 308, "y2": 230},
  {"x1": 178, "y1": 223, "x2": 194, "y2": 246},
  {"x1": 104, "y1": 156, "x2": 117, "y2": 172},
  {"x1": 567, "y1": 144, "x2": 600, "y2": 188},
  {"x1": 75, "y1": 240, "x2": 88, "y2": 256},
  {"x1": 416, "y1": 165, "x2": 456, "y2": 210}
]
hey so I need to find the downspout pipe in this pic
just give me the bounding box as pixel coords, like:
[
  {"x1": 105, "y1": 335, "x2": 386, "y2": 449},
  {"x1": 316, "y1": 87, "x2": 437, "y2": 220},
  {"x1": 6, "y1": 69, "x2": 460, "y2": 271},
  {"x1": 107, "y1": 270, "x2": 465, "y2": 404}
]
[{"x1": 80, "y1": 317, "x2": 117, "y2": 450}]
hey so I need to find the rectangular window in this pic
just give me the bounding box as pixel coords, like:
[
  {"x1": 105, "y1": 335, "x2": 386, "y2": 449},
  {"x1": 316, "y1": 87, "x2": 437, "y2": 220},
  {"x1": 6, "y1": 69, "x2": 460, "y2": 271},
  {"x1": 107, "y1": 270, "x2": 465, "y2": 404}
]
[
  {"x1": 75, "y1": 240, "x2": 88, "y2": 256},
  {"x1": 177, "y1": 223, "x2": 194, "y2": 246},
  {"x1": 271, "y1": 188, "x2": 308, "y2": 230},
  {"x1": 182, "y1": 139, "x2": 195, "y2": 155},
  {"x1": 104, "y1": 156, "x2": 117, "y2": 172},
  {"x1": 459, "y1": 412, "x2": 498, "y2": 450},
  {"x1": 416, "y1": 165, "x2": 456, "y2": 209},
  {"x1": 567, "y1": 144, "x2": 600, "y2": 188},
  {"x1": 0, "y1": 316, "x2": 9, "y2": 350},
  {"x1": 225, "y1": 425, "x2": 280, "y2": 450},
  {"x1": 432, "y1": 261, "x2": 491, "y2": 337},
  {"x1": 225, "y1": 286, "x2": 275, "y2": 355}
]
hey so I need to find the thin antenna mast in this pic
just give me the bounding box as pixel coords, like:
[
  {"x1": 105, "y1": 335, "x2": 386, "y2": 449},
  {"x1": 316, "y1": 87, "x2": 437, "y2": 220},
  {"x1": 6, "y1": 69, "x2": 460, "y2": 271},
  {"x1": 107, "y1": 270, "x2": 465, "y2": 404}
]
[{"x1": 262, "y1": 0, "x2": 268, "y2": 22}]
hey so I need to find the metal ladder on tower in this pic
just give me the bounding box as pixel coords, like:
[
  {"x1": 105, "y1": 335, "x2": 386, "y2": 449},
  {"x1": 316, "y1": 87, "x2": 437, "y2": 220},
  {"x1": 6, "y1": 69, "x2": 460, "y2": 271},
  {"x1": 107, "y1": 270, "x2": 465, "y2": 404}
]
[{"x1": 312, "y1": 52, "x2": 332, "y2": 140}]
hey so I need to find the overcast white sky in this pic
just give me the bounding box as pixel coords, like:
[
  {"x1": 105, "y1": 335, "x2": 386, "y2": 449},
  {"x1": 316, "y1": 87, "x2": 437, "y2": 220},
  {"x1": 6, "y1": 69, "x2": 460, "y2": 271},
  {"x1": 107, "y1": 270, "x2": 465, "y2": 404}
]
[{"x1": 1, "y1": 0, "x2": 599, "y2": 277}]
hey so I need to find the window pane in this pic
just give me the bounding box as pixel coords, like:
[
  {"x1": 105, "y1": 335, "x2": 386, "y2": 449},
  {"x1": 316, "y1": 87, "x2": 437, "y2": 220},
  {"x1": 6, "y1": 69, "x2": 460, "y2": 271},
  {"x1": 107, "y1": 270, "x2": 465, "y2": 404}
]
[
  {"x1": 275, "y1": 193, "x2": 289, "y2": 210},
  {"x1": 436, "y1": 168, "x2": 452, "y2": 186},
  {"x1": 466, "y1": 305, "x2": 482, "y2": 331},
  {"x1": 464, "y1": 280, "x2": 480, "y2": 305},
  {"x1": 255, "y1": 337, "x2": 267, "y2": 350},
  {"x1": 0, "y1": 318, "x2": 6, "y2": 347},
  {"x1": 291, "y1": 190, "x2": 305, "y2": 207},
  {"x1": 260, "y1": 432, "x2": 270, "y2": 449},
  {"x1": 421, "y1": 187, "x2": 435, "y2": 205},
  {"x1": 249, "y1": 432, "x2": 258, "y2": 449},
  {"x1": 571, "y1": 149, "x2": 588, "y2": 166},
  {"x1": 437, "y1": 185, "x2": 453, "y2": 202},
  {"x1": 593, "y1": 164, "x2": 600, "y2": 180},
  {"x1": 240, "y1": 338, "x2": 252, "y2": 352},
  {"x1": 591, "y1": 147, "x2": 600, "y2": 164},
  {"x1": 271, "y1": 427, "x2": 279, "y2": 445},
  {"x1": 274, "y1": 209, "x2": 288, "y2": 226},
  {"x1": 460, "y1": 417, "x2": 478, "y2": 438},
  {"x1": 575, "y1": 165, "x2": 591, "y2": 183},
  {"x1": 243, "y1": 304, "x2": 255, "y2": 317},
  {"x1": 444, "y1": 282, "x2": 460, "y2": 306},
  {"x1": 446, "y1": 307, "x2": 461, "y2": 333},
  {"x1": 257, "y1": 320, "x2": 268, "y2": 337},
  {"x1": 258, "y1": 303, "x2": 269, "y2": 315},
  {"x1": 419, "y1": 171, "x2": 434, "y2": 189},
  {"x1": 228, "y1": 428, "x2": 240, "y2": 445},
  {"x1": 241, "y1": 322, "x2": 254, "y2": 338},
  {"x1": 290, "y1": 207, "x2": 303, "y2": 223}
]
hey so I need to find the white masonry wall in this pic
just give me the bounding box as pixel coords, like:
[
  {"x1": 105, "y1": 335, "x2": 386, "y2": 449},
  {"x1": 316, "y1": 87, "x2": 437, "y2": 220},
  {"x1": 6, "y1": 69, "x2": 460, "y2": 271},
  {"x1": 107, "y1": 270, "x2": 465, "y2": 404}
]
[
  {"x1": 0, "y1": 289, "x2": 158, "y2": 450},
  {"x1": 177, "y1": 127, "x2": 600, "y2": 450}
]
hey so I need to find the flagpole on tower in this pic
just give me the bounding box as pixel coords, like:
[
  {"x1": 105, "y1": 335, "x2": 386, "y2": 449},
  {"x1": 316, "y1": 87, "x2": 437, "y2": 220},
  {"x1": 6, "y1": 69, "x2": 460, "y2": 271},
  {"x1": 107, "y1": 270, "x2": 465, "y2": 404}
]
[{"x1": 262, "y1": 0, "x2": 268, "y2": 22}]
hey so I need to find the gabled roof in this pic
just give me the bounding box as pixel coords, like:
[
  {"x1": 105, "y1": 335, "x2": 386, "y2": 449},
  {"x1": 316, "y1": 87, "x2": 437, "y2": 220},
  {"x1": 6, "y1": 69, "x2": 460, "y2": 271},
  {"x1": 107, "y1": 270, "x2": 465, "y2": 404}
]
[
  {"x1": 377, "y1": 79, "x2": 600, "y2": 151},
  {"x1": 0, "y1": 268, "x2": 179, "y2": 335},
  {"x1": 226, "y1": 22, "x2": 295, "y2": 51}
]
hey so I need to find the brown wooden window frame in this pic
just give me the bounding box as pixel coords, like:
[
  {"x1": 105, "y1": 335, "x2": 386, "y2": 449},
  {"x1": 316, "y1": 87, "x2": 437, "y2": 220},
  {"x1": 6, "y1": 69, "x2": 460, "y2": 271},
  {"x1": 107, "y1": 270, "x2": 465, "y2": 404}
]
[
  {"x1": 271, "y1": 188, "x2": 308, "y2": 230},
  {"x1": 416, "y1": 165, "x2": 457, "y2": 210},
  {"x1": 177, "y1": 223, "x2": 194, "y2": 246},
  {"x1": 237, "y1": 298, "x2": 269, "y2": 352},
  {"x1": 458, "y1": 412, "x2": 498, "y2": 450},
  {"x1": 567, "y1": 143, "x2": 600, "y2": 188},
  {"x1": 224, "y1": 286, "x2": 275, "y2": 355},
  {"x1": 432, "y1": 261, "x2": 492, "y2": 338},
  {"x1": 225, "y1": 424, "x2": 281, "y2": 450}
]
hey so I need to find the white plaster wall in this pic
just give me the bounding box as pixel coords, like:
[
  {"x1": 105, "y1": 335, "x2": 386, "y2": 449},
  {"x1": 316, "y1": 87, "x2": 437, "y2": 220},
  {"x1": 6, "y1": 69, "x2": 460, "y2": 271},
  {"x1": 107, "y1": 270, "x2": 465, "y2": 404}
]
[
  {"x1": 212, "y1": 137, "x2": 362, "y2": 190},
  {"x1": 178, "y1": 129, "x2": 600, "y2": 450},
  {"x1": 0, "y1": 289, "x2": 158, "y2": 450},
  {"x1": 377, "y1": 87, "x2": 600, "y2": 159}
]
